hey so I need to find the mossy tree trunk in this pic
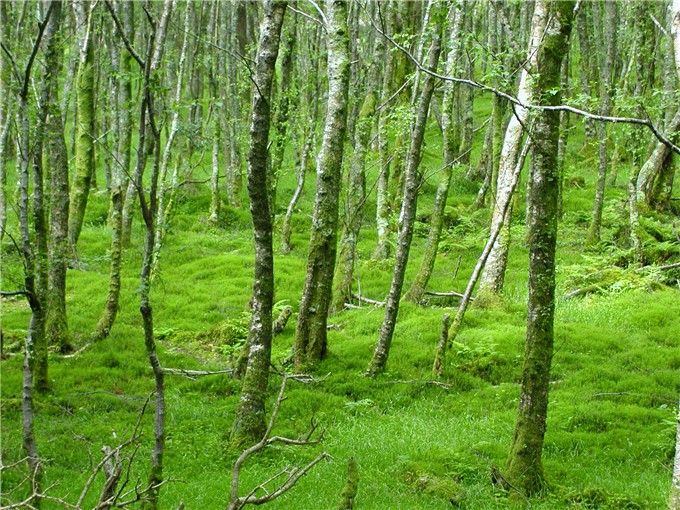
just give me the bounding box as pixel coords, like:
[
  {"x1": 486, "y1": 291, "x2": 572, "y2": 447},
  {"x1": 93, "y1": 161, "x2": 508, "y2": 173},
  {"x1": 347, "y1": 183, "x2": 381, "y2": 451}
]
[
  {"x1": 42, "y1": 0, "x2": 72, "y2": 354},
  {"x1": 94, "y1": 0, "x2": 133, "y2": 342},
  {"x1": 504, "y1": 0, "x2": 573, "y2": 496},
  {"x1": 68, "y1": 0, "x2": 96, "y2": 249},
  {"x1": 671, "y1": 396, "x2": 680, "y2": 510},
  {"x1": 330, "y1": 68, "x2": 377, "y2": 313},
  {"x1": 405, "y1": 3, "x2": 463, "y2": 304},
  {"x1": 231, "y1": 0, "x2": 287, "y2": 449},
  {"x1": 0, "y1": 1, "x2": 10, "y2": 241},
  {"x1": 367, "y1": 12, "x2": 442, "y2": 377},
  {"x1": 478, "y1": 0, "x2": 546, "y2": 298},
  {"x1": 293, "y1": 0, "x2": 350, "y2": 369},
  {"x1": 585, "y1": 0, "x2": 617, "y2": 246},
  {"x1": 269, "y1": 12, "x2": 297, "y2": 222}
]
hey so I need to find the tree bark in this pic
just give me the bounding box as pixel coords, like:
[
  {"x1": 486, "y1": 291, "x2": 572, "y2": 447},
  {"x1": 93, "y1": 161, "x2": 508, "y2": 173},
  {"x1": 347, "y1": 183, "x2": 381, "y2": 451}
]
[
  {"x1": 330, "y1": 66, "x2": 378, "y2": 313},
  {"x1": 41, "y1": 0, "x2": 71, "y2": 353},
  {"x1": 231, "y1": 0, "x2": 287, "y2": 449},
  {"x1": 671, "y1": 396, "x2": 680, "y2": 510},
  {"x1": 94, "y1": 0, "x2": 133, "y2": 341},
  {"x1": 504, "y1": 0, "x2": 573, "y2": 496},
  {"x1": 586, "y1": 0, "x2": 617, "y2": 246},
  {"x1": 68, "y1": 0, "x2": 96, "y2": 249},
  {"x1": 405, "y1": 3, "x2": 463, "y2": 304},
  {"x1": 478, "y1": 0, "x2": 545, "y2": 298},
  {"x1": 367, "y1": 12, "x2": 441, "y2": 377},
  {"x1": 293, "y1": 0, "x2": 350, "y2": 369}
]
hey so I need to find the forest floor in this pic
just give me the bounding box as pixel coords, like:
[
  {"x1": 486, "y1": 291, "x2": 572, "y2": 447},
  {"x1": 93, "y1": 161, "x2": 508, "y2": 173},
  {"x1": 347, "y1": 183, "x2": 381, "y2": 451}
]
[{"x1": 2, "y1": 125, "x2": 679, "y2": 509}]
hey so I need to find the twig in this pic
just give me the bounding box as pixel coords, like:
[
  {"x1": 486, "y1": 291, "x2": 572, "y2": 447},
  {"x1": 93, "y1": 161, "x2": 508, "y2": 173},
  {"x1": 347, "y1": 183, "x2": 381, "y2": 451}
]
[
  {"x1": 161, "y1": 367, "x2": 233, "y2": 379},
  {"x1": 352, "y1": 294, "x2": 385, "y2": 306},
  {"x1": 425, "y1": 290, "x2": 472, "y2": 300}
]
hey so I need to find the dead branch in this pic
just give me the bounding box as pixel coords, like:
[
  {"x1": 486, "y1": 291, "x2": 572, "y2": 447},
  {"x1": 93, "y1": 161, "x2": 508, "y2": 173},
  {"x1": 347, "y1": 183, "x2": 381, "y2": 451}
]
[
  {"x1": 161, "y1": 367, "x2": 233, "y2": 379},
  {"x1": 227, "y1": 373, "x2": 330, "y2": 510},
  {"x1": 381, "y1": 379, "x2": 453, "y2": 390},
  {"x1": 351, "y1": 294, "x2": 385, "y2": 306},
  {"x1": 425, "y1": 290, "x2": 472, "y2": 301}
]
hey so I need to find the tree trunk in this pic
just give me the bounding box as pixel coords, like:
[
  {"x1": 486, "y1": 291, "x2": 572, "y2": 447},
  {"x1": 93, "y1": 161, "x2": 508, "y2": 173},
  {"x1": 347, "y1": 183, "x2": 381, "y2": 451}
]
[
  {"x1": 0, "y1": 1, "x2": 10, "y2": 241},
  {"x1": 331, "y1": 71, "x2": 377, "y2": 313},
  {"x1": 405, "y1": 3, "x2": 463, "y2": 304},
  {"x1": 293, "y1": 0, "x2": 350, "y2": 369},
  {"x1": 68, "y1": 0, "x2": 96, "y2": 249},
  {"x1": 231, "y1": 0, "x2": 287, "y2": 449},
  {"x1": 504, "y1": 0, "x2": 573, "y2": 496},
  {"x1": 269, "y1": 12, "x2": 297, "y2": 221},
  {"x1": 478, "y1": 0, "x2": 546, "y2": 298},
  {"x1": 42, "y1": 0, "x2": 71, "y2": 353},
  {"x1": 94, "y1": 0, "x2": 133, "y2": 341},
  {"x1": 367, "y1": 13, "x2": 442, "y2": 377},
  {"x1": 586, "y1": 0, "x2": 617, "y2": 246},
  {"x1": 671, "y1": 396, "x2": 680, "y2": 510}
]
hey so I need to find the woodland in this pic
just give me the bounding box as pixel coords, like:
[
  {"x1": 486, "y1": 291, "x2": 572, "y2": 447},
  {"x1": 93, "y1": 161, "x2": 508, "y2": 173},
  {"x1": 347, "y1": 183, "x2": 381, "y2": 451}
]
[{"x1": 1, "y1": 0, "x2": 680, "y2": 509}]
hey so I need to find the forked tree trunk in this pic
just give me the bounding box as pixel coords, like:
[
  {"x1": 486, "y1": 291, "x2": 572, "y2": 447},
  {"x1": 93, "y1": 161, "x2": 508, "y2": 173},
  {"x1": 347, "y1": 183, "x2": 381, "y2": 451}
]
[
  {"x1": 504, "y1": 0, "x2": 573, "y2": 496},
  {"x1": 231, "y1": 0, "x2": 287, "y2": 448},
  {"x1": 367, "y1": 13, "x2": 442, "y2": 377},
  {"x1": 293, "y1": 0, "x2": 350, "y2": 369}
]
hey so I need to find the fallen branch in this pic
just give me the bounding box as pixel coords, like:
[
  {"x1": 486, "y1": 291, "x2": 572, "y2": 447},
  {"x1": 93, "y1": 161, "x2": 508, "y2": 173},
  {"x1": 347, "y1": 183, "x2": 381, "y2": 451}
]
[
  {"x1": 161, "y1": 367, "x2": 233, "y2": 379},
  {"x1": 635, "y1": 261, "x2": 680, "y2": 272},
  {"x1": 425, "y1": 290, "x2": 472, "y2": 301},
  {"x1": 351, "y1": 294, "x2": 385, "y2": 306},
  {"x1": 381, "y1": 379, "x2": 453, "y2": 390}
]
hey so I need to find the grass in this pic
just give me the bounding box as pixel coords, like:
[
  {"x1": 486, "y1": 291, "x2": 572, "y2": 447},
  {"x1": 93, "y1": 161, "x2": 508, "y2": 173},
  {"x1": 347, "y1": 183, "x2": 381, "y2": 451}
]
[{"x1": 1, "y1": 116, "x2": 679, "y2": 509}]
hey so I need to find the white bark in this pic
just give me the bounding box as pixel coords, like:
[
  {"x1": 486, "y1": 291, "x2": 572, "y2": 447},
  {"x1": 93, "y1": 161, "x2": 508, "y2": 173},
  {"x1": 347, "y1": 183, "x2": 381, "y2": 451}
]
[
  {"x1": 671, "y1": 396, "x2": 680, "y2": 510},
  {"x1": 672, "y1": 0, "x2": 680, "y2": 82},
  {"x1": 478, "y1": 0, "x2": 547, "y2": 295}
]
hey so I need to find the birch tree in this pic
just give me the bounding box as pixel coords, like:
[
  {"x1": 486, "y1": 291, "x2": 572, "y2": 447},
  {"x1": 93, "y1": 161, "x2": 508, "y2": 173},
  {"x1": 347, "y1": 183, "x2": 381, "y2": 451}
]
[
  {"x1": 293, "y1": 0, "x2": 350, "y2": 369},
  {"x1": 368, "y1": 5, "x2": 442, "y2": 377},
  {"x1": 504, "y1": 0, "x2": 574, "y2": 495},
  {"x1": 477, "y1": 0, "x2": 545, "y2": 298},
  {"x1": 231, "y1": 0, "x2": 287, "y2": 448}
]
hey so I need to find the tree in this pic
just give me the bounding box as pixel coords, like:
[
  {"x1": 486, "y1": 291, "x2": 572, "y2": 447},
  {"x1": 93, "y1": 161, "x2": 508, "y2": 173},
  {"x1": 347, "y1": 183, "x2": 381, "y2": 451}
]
[
  {"x1": 93, "y1": 0, "x2": 134, "y2": 342},
  {"x1": 293, "y1": 0, "x2": 350, "y2": 369},
  {"x1": 503, "y1": 0, "x2": 574, "y2": 496},
  {"x1": 404, "y1": 2, "x2": 464, "y2": 304},
  {"x1": 68, "y1": 0, "x2": 97, "y2": 249},
  {"x1": 367, "y1": 5, "x2": 442, "y2": 377},
  {"x1": 477, "y1": 0, "x2": 546, "y2": 299},
  {"x1": 231, "y1": 0, "x2": 287, "y2": 448}
]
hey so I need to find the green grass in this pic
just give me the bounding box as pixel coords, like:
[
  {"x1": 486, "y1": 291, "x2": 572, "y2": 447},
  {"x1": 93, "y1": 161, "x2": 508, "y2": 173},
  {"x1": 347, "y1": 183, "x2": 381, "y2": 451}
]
[{"x1": 1, "y1": 114, "x2": 678, "y2": 509}]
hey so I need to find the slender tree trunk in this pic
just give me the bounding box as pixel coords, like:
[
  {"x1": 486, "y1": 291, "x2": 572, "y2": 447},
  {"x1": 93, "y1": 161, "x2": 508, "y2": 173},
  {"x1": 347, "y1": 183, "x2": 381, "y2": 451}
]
[
  {"x1": 231, "y1": 0, "x2": 287, "y2": 449},
  {"x1": 373, "y1": 3, "x2": 398, "y2": 260},
  {"x1": 405, "y1": 3, "x2": 463, "y2": 304},
  {"x1": 586, "y1": 0, "x2": 617, "y2": 246},
  {"x1": 68, "y1": 0, "x2": 96, "y2": 249},
  {"x1": 331, "y1": 67, "x2": 378, "y2": 313},
  {"x1": 478, "y1": 0, "x2": 545, "y2": 298},
  {"x1": 367, "y1": 15, "x2": 442, "y2": 377},
  {"x1": 152, "y1": 0, "x2": 192, "y2": 275},
  {"x1": 226, "y1": 0, "x2": 244, "y2": 208},
  {"x1": 671, "y1": 396, "x2": 680, "y2": 510},
  {"x1": 504, "y1": 0, "x2": 573, "y2": 496},
  {"x1": 293, "y1": 0, "x2": 350, "y2": 369},
  {"x1": 269, "y1": 12, "x2": 297, "y2": 220},
  {"x1": 0, "y1": 2, "x2": 10, "y2": 241},
  {"x1": 94, "y1": 0, "x2": 133, "y2": 341}
]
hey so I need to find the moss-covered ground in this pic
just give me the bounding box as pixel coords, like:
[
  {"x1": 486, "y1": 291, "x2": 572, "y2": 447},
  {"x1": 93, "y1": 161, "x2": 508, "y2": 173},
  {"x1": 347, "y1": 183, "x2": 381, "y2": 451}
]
[{"x1": 1, "y1": 115, "x2": 679, "y2": 509}]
